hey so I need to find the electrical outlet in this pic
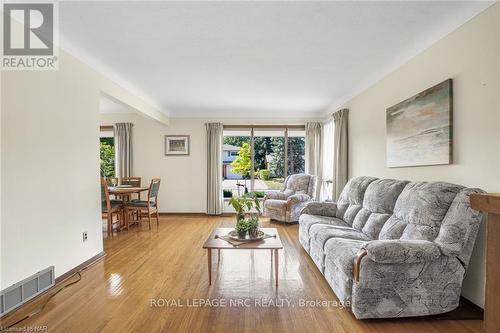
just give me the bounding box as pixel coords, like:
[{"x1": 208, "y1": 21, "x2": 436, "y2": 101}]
[{"x1": 83, "y1": 231, "x2": 88, "y2": 242}]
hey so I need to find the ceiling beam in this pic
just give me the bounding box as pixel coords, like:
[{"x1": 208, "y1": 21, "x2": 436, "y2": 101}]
[{"x1": 100, "y1": 78, "x2": 169, "y2": 126}]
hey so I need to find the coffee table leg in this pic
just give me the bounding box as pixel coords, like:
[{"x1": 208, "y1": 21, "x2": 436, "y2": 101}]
[
  {"x1": 274, "y1": 249, "x2": 279, "y2": 287},
  {"x1": 207, "y1": 248, "x2": 212, "y2": 285}
]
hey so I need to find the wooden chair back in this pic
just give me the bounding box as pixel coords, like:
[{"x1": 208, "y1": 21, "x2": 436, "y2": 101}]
[
  {"x1": 100, "y1": 177, "x2": 111, "y2": 212},
  {"x1": 120, "y1": 176, "x2": 141, "y2": 187},
  {"x1": 148, "y1": 178, "x2": 161, "y2": 205}
]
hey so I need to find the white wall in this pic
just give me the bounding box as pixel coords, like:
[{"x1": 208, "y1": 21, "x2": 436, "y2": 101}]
[
  {"x1": 99, "y1": 114, "x2": 318, "y2": 213},
  {"x1": 1, "y1": 30, "x2": 162, "y2": 290},
  {"x1": 342, "y1": 4, "x2": 499, "y2": 307},
  {"x1": 1, "y1": 51, "x2": 103, "y2": 289}
]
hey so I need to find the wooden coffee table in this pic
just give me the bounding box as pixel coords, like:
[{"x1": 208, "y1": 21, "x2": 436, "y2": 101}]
[{"x1": 202, "y1": 227, "x2": 283, "y2": 286}]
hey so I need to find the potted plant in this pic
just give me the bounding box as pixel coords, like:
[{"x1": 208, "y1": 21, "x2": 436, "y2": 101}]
[
  {"x1": 235, "y1": 216, "x2": 260, "y2": 239},
  {"x1": 228, "y1": 192, "x2": 261, "y2": 222},
  {"x1": 235, "y1": 219, "x2": 249, "y2": 238},
  {"x1": 247, "y1": 216, "x2": 260, "y2": 238}
]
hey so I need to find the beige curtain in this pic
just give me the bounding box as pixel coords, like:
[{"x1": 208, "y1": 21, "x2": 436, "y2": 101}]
[
  {"x1": 320, "y1": 119, "x2": 335, "y2": 201},
  {"x1": 305, "y1": 122, "x2": 322, "y2": 199},
  {"x1": 206, "y1": 123, "x2": 223, "y2": 215},
  {"x1": 332, "y1": 109, "x2": 349, "y2": 200},
  {"x1": 114, "y1": 123, "x2": 133, "y2": 178}
]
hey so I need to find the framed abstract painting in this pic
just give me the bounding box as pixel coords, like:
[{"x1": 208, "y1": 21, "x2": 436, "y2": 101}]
[{"x1": 386, "y1": 79, "x2": 453, "y2": 167}]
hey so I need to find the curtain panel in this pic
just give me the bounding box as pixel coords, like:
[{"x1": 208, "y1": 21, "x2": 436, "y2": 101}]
[
  {"x1": 206, "y1": 123, "x2": 224, "y2": 215},
  {"x1": 320, "y1": 119, "x2": 335, "y2": 201},
  {"x1": 332, "y1": 109, "x2": 349, "y2": 200},
  {"x1": 114, "y1": 123, "x2": 133, "y2": 178},
  {"x1": 305, "y1": 122, "x2": 322, "y2": 199}
]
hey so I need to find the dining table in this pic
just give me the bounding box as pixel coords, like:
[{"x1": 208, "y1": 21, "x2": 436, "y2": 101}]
[{"x1": 108, "y1": 185, "x2": 149, "y2": 230}]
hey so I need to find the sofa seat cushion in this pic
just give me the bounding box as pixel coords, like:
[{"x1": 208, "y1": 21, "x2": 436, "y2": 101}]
[
  {"x1": 299, "y1": 214, "x2": 349, "y2": 252},
  {"x1": 299, "y1": 214, "x2": 348, "y2": 235},
  {"x1": 263, "y1": 199, "x2": 287, "y2": 215},
  {"x1": 102, "y1": 200, "x2": 122, "y2": 213},
  {"x1": 324, "y1": 238, "x2": 366, "y2": 279},
  {"x1": 128, "y1": 200, "x2": 156, "y2": 208},
  {"x1": 310, "y1": 224, "x2": 371, "y2": 247},
  {"x1": 264, "y1": 198, "x2": 286, "y2": 209}
]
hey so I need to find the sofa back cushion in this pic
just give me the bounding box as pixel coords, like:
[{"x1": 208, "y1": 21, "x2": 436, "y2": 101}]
[
  {"x1": 350, "y1": 179, "x2": 409, "y2": 239},
  {"x1": 434, "y1": 188, "x2": 484, "y2": 267},
  {"x1": 335, "y1": 176, "x2": 378, "y2": 225},
  {"x1": 284, "y1": 174, "x2": 314, "y2": 196},
  {"x1": 379, "y1": 182, "x2": 464, "y2": 241}
]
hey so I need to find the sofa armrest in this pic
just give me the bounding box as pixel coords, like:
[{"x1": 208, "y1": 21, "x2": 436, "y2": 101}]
[
  {"x1": 363, "y1": 240, "x2": 442, "y2": 264},
  {"x1": 353, "y1": 240, "x2": 442, "y2": 282},
  {"x1": 287, "y1": 193, "x2": 311, "y2": 205},
  {"x1": 300, "y1": 201, "x2": 337, "y2": 217},
  {"x1": 264, "y1": 190, "x2": 288, "y2": 201}
]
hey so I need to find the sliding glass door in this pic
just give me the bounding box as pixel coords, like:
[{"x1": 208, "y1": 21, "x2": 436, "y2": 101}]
[
  {"x1": 222, "y1": 126, "x2": 305, "y2": 198},
  {"x1": 253, "y1": 128, "x2": 286, "y2": 191},
  {"x1": 222, "y1": 128, "x2": 252, "y2": 198}
]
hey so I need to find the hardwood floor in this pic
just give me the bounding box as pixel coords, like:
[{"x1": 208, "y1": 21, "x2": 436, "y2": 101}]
[{"x1": 2, "y1": 215, "x2": 481, "y2": 333}]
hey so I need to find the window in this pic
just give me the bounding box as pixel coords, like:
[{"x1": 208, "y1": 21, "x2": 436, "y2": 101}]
[
  {"x1": 222, "y1": 126, "x2": 306, "y2": 198},
  {"x1": 287, "y1": 129, "x2": 305, "y2": 176},
  {"x1": 100, "y1": 127, "x2": 115, "y2": 178}
]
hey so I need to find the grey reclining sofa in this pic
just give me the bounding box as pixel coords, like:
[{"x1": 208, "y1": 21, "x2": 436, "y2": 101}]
[{"x1": 299, "y1": 176, "x2": 484, "y2": 319}]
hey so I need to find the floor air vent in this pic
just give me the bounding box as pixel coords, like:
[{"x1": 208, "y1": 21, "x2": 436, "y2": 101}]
[{"x1": 1, "y1": 266, "x2": 55, "y2": 316}]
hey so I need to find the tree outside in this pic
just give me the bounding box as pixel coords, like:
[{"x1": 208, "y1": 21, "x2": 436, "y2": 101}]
[
  {"x1": 287, "y1": 137, "x2": 305, "y2": 175},
  {"x1": 100, "y1": 138, "x2": 115, "y2": 178},
  {"x1": 269, "y1": 137, "x2": 285, "y2": 178},
  {"x1": 230, "y1": 142, "x2": 252, "y2": 178}
]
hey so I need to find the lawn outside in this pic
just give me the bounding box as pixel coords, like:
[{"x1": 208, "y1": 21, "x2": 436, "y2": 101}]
[
  {"x1": 263, "y1": 178, "x2": 285, "y2": 190},
  {"x1": 222, "y1": 178, "x2": 285, "y2": 197}
]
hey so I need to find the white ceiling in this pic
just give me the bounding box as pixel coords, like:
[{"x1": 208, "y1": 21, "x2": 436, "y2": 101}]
[{"x1": 60, "y1": 1, "x2": 493, "y2": 118}]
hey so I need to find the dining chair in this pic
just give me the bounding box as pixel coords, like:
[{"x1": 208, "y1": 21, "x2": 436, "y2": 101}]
[
  {"x1": 120, "y1": 176, "x2": 142, "y2": 220},
  {"x1": 126, "y1": 178, "x2": 161, "y2": 230},
  {"x1": 101, "y1": 178, "x2": 124, "y2": 237},
  {"x1": 120, "y1": 176, "x2": 142, "y2": 190}
]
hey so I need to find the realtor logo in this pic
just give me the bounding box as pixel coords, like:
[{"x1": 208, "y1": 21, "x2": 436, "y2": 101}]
[{"x1": 2, "y1": 2, "x2": 58, "y2": 70}]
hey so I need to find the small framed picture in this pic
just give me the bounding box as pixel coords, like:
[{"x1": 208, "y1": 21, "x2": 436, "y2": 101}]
[{"x1": 165, "y1": 135, "x2": 190, "y2": 156}]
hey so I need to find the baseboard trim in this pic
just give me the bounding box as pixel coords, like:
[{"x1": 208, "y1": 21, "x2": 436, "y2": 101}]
[
  {"x1": 158, "y1": 212, "x2": 241, "y2": 217},
  {"x1": 55, "y1": 251, "x2": 106, "y2": 284},
  {"x1": 1, "y1": 251, "x2": 105, "y2": 321},
  {"x1": 159, "y1": 212, "x2": 207, "y2": 216}
]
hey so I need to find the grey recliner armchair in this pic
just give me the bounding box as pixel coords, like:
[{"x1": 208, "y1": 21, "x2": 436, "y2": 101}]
[{"x1": 263, "y1": 173, "x2": 317, "y2": 223}]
